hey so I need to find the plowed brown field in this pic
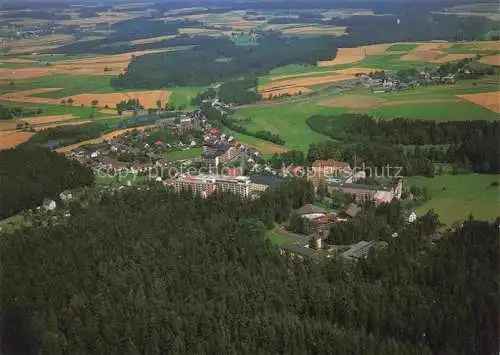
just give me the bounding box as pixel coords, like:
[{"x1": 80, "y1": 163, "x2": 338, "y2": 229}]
[
  {"x1": 20, "y1": 114, "x2": 76, "y2": 125},
  {"x1": 0, "y1": 130, "x2": 33, "y2": 149},
  {"x1": 479, "y1": 54, "x2": 500, "y2": 66},
  {"x1": 457, "y1": 91, "x2": 500, "y2": 113}
]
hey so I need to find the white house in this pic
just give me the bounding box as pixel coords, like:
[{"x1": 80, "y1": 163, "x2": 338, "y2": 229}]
[
  {"x1": 59, "y1": 190, "x2": 73, "y2": 202},
  {"x1": 407, "y1": 211, "x2": 417, "y2": 223},
  {"x1": 43, "y1": 199, "x2": 57, "y2": 211}
]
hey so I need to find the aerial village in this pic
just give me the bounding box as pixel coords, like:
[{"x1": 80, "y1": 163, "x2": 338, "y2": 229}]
[{"x1": 50, "y1": 96, "x2": 415, "y2": 265}]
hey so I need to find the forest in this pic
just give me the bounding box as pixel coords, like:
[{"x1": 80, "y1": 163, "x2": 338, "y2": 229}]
[
  {"x1": 307, "y1": 114, "x2": 500, "y2": 174},
  {"x1": 1, "y1": 180, "x2": 497, "y2": 354},
  {"x1": 0, "y1": 146, "x2": 93, "y2": 219},
  {"x1": 111, "y1": 35, "x2": 339, "y2": 88}
]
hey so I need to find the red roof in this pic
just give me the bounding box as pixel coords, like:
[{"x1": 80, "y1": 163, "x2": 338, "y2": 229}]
[
  {"x1": 312, "y1": 159, "x2": 350, "y2": 169},
  {"x1": 155, "y1": 140, "x2": 164, "y2": 145},
  {"x1": 225, "y1": 167, "x2": 242, "y2": 176},
  {"x1": 210, "y1": 128, "x2": 220, "y2": 135}
]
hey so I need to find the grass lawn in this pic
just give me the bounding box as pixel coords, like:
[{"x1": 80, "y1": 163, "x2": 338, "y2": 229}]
[
  {"x1": 236, "y1": 101, "x2": 336, "y2": 150},
  {"x1": 0, "y1": 100, "x2": 104, "y2": 119},
  {"x1": 265, "y1": 230, "x2": 296, "y2": 245},
  {"x1": 385, "y1": 43, "x2": 418, "y2": 52},
  {"x1": 371, "y1": 102, "x2": 498, "y2": 121},
  {"x1": 358, "y1": 54, "x2": 431, "y2": 70},
  {"x1": 164, "y1": 147, "x2": 202, "y2": 161},
  {"x1": 169, "y1": 86, "x2": 205, "y2": 109},
  {"x1": 406, "y1": 174, "x2": 500, "y2": 225}
]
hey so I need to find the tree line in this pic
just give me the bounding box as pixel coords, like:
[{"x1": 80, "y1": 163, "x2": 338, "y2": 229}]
[
  {"x1": 0, "y1": 105, "x2": 43, "y2": 120},
  {"x1": 0, "y1": 179, "x2": 497, "y2": 354},
  {"x1": 307, "y1": 114, "x2": 500, "y2": 174},
  {"x1": 0, "y1": 146, "x2": 93, "y2": 219}
]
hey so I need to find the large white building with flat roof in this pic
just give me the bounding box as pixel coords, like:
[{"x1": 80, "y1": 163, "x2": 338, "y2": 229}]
[{"x1": 173, "y1": 174, "x2": 252, "y2": 197}]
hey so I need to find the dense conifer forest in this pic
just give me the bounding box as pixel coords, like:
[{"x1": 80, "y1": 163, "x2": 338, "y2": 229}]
[
  {"x1": 111, "y1": 35, "x2": 339, "y2": 88},
  {"x1": 1, "y1": 181, "x2": 497, "y2": 354},
  {"x1": 0, "y1": 147, "x2": 93, "y2": 218}
]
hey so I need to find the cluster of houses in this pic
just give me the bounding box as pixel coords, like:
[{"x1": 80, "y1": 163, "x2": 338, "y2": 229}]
[
  {"x1": 201, "y1": 128, "x2": 259, "y2": 169},
  {"x1": 157, "y1": 110, "x2": 206, "y2": 135},
  {"x1": 359, "y1": 68, "x2": 457, "y2": 93}
]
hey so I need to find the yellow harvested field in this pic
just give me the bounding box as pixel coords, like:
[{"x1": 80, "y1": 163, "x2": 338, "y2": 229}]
[
  {"x1": 261, "y1": 86, "x2": 312, "y2": 99},
  {"x1": 270, "y1": 67, "x2": 379, "y2": 82},
  {"x1": 317, "y1": 47, "x2": 365, "y2": 67},
  {"x1": 0, "y1": 48, "x2": 172, "y2": 79},
  {"x1": 318, "y1": 95, "x2": 387, "y2": 109},
  {"x1": 33, "y1": 120, "x2": 91, "y2": 131},
  {"x1": 0, "y1": 88, "x2": 62, "y2": 105},
  {"x1": 399, "y1": 42, "x2": 460, "y2": 63},
  {"x1": 457, "y1": 92, "x2": 500, "y2": 113},
  {"x1": 131, "y1": 35, "x2": 178, "y2": 45},
  {"x1": 67, "y1": 91, "x2": 171, "y2": 109},
  {"x1": 0, "y1": 88, "x2": 171, "y2": 109},
  {"x1": 0, "y1": 58, "x2": 37, "y2": 64},
  {"x1": 0, "y1": 130, "x2": 33, "y2": 149},
  {"x1": 432, "y1": 53, "x2": 476, "y2": 63},
  {"x1": 317, "y1": 43, "x2": 392, "y2": 67},
  {"x1": 252, "y1": 141, "x2": 288, "y2": 154},
  {"x1": 57, "y1": 12, "x2": 134, "y2": 25},
  {"x1": 1, "y1": 34, "x2": 74, "y2": 54},
  {"x1": 178, "y1": 28, "x2": 211, "y2": 35},
  {"x1": 20, "y1": 114, "x2": 77, "y2": 125},
  {"x1": 479, "y1": 54, "x2": 500, "y2": 66},
  {"x1": 260, "y1": 73, "x2": 356, "y2": 92},
  {"x1": 362, "y1": 43, "x2": 394, "y2": 55},
  {"x1": 282, "y1": 26, "x2": 346, "y2": 36}
]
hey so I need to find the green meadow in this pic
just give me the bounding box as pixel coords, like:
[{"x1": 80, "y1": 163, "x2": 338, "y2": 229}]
[
  {"x1": 0, "y1": 100, "x2": 104, "y2": 119},
  {"x1": 385, "y1": 43, "x2": 419, "y2": 52},
  {"x1": 236, "y1": 101, "x2": 334, "y2": 150},
  {"x1": 265, "y1": 230, "x2": 296, "y2": 245},
  {"x1": 0, "y1": 74, "x2": 114, "y2": 97},
  {"x1": 164, "y1": 147, "x2": 202, "y2": 161},
  {"x1": 406, "y1": 174, "x2": 500, "y2": 225}
]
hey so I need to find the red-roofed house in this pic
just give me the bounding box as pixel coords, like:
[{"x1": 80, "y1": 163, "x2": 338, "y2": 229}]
[{"x1": 210, "y1": 128, "x2": 220, "y2": 136}]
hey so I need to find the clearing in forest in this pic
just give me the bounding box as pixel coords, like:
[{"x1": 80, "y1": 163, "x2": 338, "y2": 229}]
[{"x1": 456, "y1": 91, "x2": 500, "y2": 113}]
